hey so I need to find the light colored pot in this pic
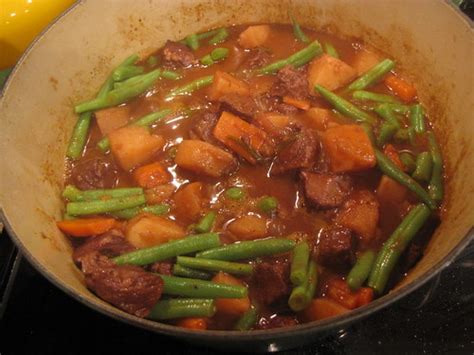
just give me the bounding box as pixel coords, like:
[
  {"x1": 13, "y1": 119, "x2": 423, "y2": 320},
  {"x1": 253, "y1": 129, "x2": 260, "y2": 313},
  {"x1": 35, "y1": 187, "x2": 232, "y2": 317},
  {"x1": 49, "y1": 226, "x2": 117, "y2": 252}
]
[{"x1": 0, "y1": 0, "x2": 473, "y2": 351}]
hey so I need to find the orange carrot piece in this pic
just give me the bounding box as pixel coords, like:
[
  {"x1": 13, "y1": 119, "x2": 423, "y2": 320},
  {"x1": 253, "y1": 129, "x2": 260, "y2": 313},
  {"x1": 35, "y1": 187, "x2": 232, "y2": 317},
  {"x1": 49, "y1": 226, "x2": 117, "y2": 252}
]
[
  {"x1": 356, "y1": 287, "x2": 374, "y2": 307},
  {"x1": 213, "y1": 111, "x2": 274, "y2": 164},
  {"x1": 56, "y1": 218, "x2": 116, "y2": 237},
  {"x1": 212, "y1": 272, "x2": 250, "y2": 317},
  {"x1": 176, "y1": 318, "x2": 208, "y2": 330},
  {"x1": 283, "y1": 96, "x2": 311, "y2": 110},
  {"x1": 302, "y1": 298, "x2": 350, "y2": 321},
  {"x1": 384, "y1": 74, "x2": 417, "y2": 103},
  {"x1": 383, "y1": 144, "x2": 403, "y2": 169},
  {"x1": 133, "y1": 162, "x2": 170, "y2": 188},
  {"x1": 327, "y1": 278, "x2": 374, "y2": 310}
]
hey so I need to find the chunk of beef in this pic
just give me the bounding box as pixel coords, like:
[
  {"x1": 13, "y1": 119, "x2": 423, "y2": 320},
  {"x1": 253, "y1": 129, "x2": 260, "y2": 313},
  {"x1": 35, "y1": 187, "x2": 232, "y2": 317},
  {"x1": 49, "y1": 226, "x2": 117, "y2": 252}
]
[
  {"x1": 220, "y1": 94, "x2": 258, "y2": 118},
  {"x1": 71, "y1": 157, "x2": 119, "y2": 190},
  {"x1": 242, "y1": 48, "x2": 272, "y2": 69},
  {"x1": 276, "y1": 102, "x2": 299, "y2": 115},
  {"x1": 271, "y1": 129, "x2": 318, "y2": 175},
  {"x1": 162, "y1": 40, "x2": 195, "y2": 68},
  {"x1": 79, "y1": 252, "x2": 163, "y2": 317},
  {"x1": 301, "y1": 171, "x2": 352, "y2": 209},
  {"x1": 191, "y1": 112, "x2": 220, "y2": 144},
  {"x1": 148, "y1": 260, "x2": 173, "y2": 275},
  {"x1": 316, "y1": 226, "x2": 355, "y2": 268},
  {"x1": 252, "y1": 258, "x2": 291, "y2": 305},
  {"x1": 256, "y1": 315, "x2": 298, "y2": 330},
  {"x1": 277, "y1": 65, "x2": 309, "y2": 99},
  {"x1": 73, "y1": 229, "x2": 134, "y2": 266}
]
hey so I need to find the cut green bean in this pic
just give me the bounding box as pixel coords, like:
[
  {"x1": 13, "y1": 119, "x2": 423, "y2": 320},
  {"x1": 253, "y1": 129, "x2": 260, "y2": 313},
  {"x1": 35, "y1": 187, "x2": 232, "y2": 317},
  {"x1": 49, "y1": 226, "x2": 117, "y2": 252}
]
[
  {"x1": 290, "y1": 242, "x2": 310, "y2": 286},
  {"x1": 290, "y1": 14, "x2": 309, "y2": 43},
  {"x1": 410, "y1": 104, "x2": 426, "y2": 134},
  {"x1": 315, "y1": 84, "x2": 376, "y2": 125},
  {"x1": 66, "y1": 194, "x2": 145, "y2": 216},
  {"x1": 186, "y1": 33, "x2": 200, "y2": 50},
  {"x1": 75, "y1": 69, "x2": 161, "y2": 113},
  {"x1": 288, "y1": 260, "x2": 317, "y2": 312},
  {"x1": 225, "y1": 187, "x2": 246, "y2": 200},
  {"x1": 165, "y1": 75, "x2": 214, "y2": 99},
  {"x1": 210, "y1": 47, "x2": 229, "y2": 61},
  {"x1": 234, "y1": 306, "x2": 258, "y2": 331},
  {"x1": 347, "y1": 59, "x2": 395, "y2": 91},
  {"x1": 148, "y1": 299, "x2": 216, "y2": 320},
  {"x1": 361, "y1": 122, "x2": 376, "y2": 145},
  {"x1": 160, "y1": 274, "x2": 247, "y2": 298},
  {"x1": 97, "y1": 54, "x2": 139, "y2": 99},
  {"x1": 161, "y1": 70, "x2": 181, "y2": 80},
  {"x1": 257, "y1": 196, "x2": 278, "y2": 214},
  {"x1": 412, "y1": 152, "x2": 433, "y2": 182},
  {"x1": 208, "y1": 28, "x2": 229, "y2": 45},
  {"x1": 377, "y1": 122, "x2": 398, "y2": 147},
  {"x1": 399, "y1": 152, "x2": 416, "y2": 174},
  {"x1": 368, "y1": 203, "x2": 431, "y2": 294},
  {"x1": 66, "y1": 112, "x2": 92, "y2": 159},
  {"x1": 258, "y1": 40, "x2": 322, "y2": 75},
  {"x1": 114, "y1": 233, "x2": 220, "y2": 266},
  {"x1": 347, "y1": 250, "x2": 376, "y2": 291},
  {"x1": 427, "y1": 132, "x2": 444, "y2": 202},
  {"x1": 394, "y1": 128, "x2": 412, "y2": 142},
  {"x1": 353, "y1": 90, "x2": 401, "y2": 104},
  {"x1": 200, "y1": 54, "x2": 214, "y2": 66},
  {"x1": 196, "y1": 238, "x2": 296, "y2": 261},
  {"x1": 172, "y1": 264, "x2": 212, "y2": 280},
  {"x1": 323, "y1": 42, "x2": 339, "y2": 58},
  {"x1": 109, "y1": 204, "x2": 170, "y2": 219},
  {"x1": 375, "y1": 149, "x2": 437, "y2": 210},
  {"x1": 147, "y1": 55, "x2": 159, "y2": 67},
  {"x1": 194, "y1": 212, "x2": 217, "y2": 233},
  {"x1": 177, "y1": 256, "x2": 253, "y2": 276},
  {"x1": 112, "y1": 65, "x2": 144, "y2": 82},
  {"x1": 62, "y1": 185, "x2": 143, "y2": 202},
  {"x1": 374, "y1": 104, "x2": 401, "y2": 128}
]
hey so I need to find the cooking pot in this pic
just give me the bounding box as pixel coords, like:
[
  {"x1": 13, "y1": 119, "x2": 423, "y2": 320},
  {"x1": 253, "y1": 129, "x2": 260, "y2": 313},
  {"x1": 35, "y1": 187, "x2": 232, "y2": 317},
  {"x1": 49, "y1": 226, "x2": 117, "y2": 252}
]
[{"x1": 0, "y1": 0, "x2": 473, "y2": 351}]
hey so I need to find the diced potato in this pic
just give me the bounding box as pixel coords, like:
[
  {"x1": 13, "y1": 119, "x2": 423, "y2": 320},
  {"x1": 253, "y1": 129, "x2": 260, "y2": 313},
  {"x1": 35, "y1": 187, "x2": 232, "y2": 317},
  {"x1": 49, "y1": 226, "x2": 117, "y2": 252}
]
[
  {"x1": 227, "y1": 215, "x2": 268, "y2": 240},
  {"x1": 125, "y1": 214, "x2": 185, "y2": 248},
  {"x1": 335, "y1": 190, "x2": 380, "y2": 242},
  {"x1": 306, "y1": 107, "x2": 338, "y2": 131},
  {"x1": 175, "y1": 140, "x2": 237, "y2": 177},
  {"x1": 321, "y1": 124, "x2": 376, "y2": 173},
  {"x1": 209, "y1": 71, "x2": 250, "y2": 101},
  {"x1": 376, "y1": 175, "x2": 407, "y2": 205},
  {"x1": 253, "y1": 112, "x2": 290, "y2": 137},
  {"x1": 351, "y1": 48, "x2": 382, "y2": 76},
  {"x1": 95, "y1": 106, "x2": 131, "y2": 136},
  {"x1": 302, "y1": 298, "x2": 350, "y2": 322},
  {"x1": 173, "y1": 182, "x2": 207, "y2": 222},
  {"x1": 212, "y1": 272, "x2": 251, "y2": 316},
  {"x1": 109, "y1": 125, "x2": 165, "y2": 171},
  {"x1": 238, "y1": 25, "x2": 271, "y2": 49},
  {"x1": 308, "y1": 54, "x2": 357, "y2": 93},
  {"x1": 145, "y1": 184, "x2": 176, "y2": 205}
]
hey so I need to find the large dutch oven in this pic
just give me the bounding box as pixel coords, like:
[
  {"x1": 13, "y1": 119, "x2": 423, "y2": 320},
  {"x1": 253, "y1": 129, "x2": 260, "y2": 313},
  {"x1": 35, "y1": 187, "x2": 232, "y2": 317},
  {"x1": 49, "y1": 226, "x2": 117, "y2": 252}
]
[{"x1": 0, "y1": 0, "x2": 473, "y2": 351}]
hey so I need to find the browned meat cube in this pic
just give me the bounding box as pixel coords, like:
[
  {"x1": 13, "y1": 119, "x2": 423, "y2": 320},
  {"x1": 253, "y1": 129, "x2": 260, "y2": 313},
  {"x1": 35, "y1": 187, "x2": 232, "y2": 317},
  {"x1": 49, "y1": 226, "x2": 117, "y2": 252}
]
[
  {"x1": 301, "y1": 171, "x2": 352, "y2": 209},
  {"x1": 219, "y1": 93, "x2": 258, "y2": 118},
  {"x1": 71, "y1": 157, "x2": 119, "y2": 190},
  {"x1": 252, "y1": 258, "x2": 291, "y2": 305},
  {"x1": 316, "y1": 226, "x2": 355, "y2": 268},
  {"x1": 277, "y1": 65, "x2": 309, "y2": 99},
  {"x1": 256, "y1": 315, "x2": 298, "y2": 330},
  {"x1": 162, "y1": 40, "x2": 195, "y2": 68}
]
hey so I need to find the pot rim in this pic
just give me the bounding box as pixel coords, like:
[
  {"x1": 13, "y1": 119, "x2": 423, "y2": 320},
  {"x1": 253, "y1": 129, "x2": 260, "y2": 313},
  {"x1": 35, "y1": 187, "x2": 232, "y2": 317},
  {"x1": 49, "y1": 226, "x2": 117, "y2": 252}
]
[{"x1": 1, "y1": 0, "x2": 473, "y2": 343}]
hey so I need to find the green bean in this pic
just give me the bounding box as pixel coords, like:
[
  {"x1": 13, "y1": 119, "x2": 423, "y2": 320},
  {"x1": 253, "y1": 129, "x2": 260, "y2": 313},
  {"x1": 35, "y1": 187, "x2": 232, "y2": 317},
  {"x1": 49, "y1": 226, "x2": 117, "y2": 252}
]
[
  {"x1": 376, "y1": 122, "x2": 398, "y2": 147},
  {"x1": 114, "y1": 233, "x2": 220, "y2": 266},
  {"x1": 410, "y1": 104, "x2": 426, "y2": 134},
  {"x1": 288, "y1": 260, "x2": 317, "y2": 312},
  {"x1": 374, "y1": 104, "x2": 400, "y2": 128},
  {"x1": 66, "y1": 194, "x2": 145, "y2": 216},
  {"x1": 375, "y1": 149, "x2": 437, "y2": 210},
  {"x1": 200, "y1": 55, "x2": 214, "y2": 66},
  {"x1": 257, "y1": 196, "x2": 278, "y2": 214},
  {"x1": 147, "y1": 55, "x2": 159, "y2": 67},
  {"x1": 427, "y1": 132, "x2": 444, "y2": 202},
  {"x1": 97, "y1": 109, "x2": 172, "y2": 152},
  {"x1": 315, "y1": 84, "x2": 376, "y2": 125},
  {"x1": 290, "y1": 242, "x2": 310, "y2": 286},
  {"x1": 194, "y1": 212, "x2": 216, "y2": 234},
  {"x1": 386, "y1": 103, "x2": 411, "y2": 115},
  {"x1": 208, "y1": 28, "x2": 229, "y2": 45},
  {"x1": 352, "y1": 90, "x2": 401, "y2": 104},
  {"x1": 412, "y1": 152, "x2": 433, "y2": 182},
  {"x1": 290, "y1": 14, "x2": 309, "y2": 43},
  {"x1": 234, "y1": 306, "x2": 258, "y2": 331},
  {"x1": 172, "y1": 264, "x2": 212, "y2": 280},
  {"x1": 148, "y1": 299, "x2": 216, "y2": 320},
  {"x1": 210, "y1": 47, "x2": 229, "y2": 61},
  {"x1": 368, "y1": 203, "x2": 431, "y2": 294},
  {"x1": 62, "y1": 185, "x2": 143, "y2": 202},
  {"x1": 161, "y1": 70, "x2": 181, "y2": 80},
  {"x1": 75, "y1": 69, "x2": 161, "y2": 113},
  {"x1": 186, "y1": 33, "x2": 200, "y2": 50},
  {"x1": 360, "y1": 122, "x2": 376, "y2": 145},
  {"x1": 177, "y1": 256, "x2": 253, "y2": 276},
  {"x1": 66, "y1": 112, "x2": 92, "y2": 159},
  {"x1": 165, "y1": 75, "x2": 214, "y2": 99},
  {"x1": 196, "y1": 238, "x2": 296, "y2": 261},
  {"x1": 224, "y1": 187, "x2": 246, "y2": 200},
  {"x1": 258, "y1": 40, "x2": 322, "y2": 75},
  {"x1": 97, "y1": 54, "x2": 139, "y2": 99},
  {"x1": 393, "y1": 128, "x2": 412, "y2": 142},
  {"x1": 347, "y1": 250, "x2": 376, "y2": 291},
  {"x1": 110, "y1": 204, "x2": 170, "y2": 219},
  {"x1": 112, "y1": 65, "x2": 144, "y2": 82},
  {"x1": 323, "y1": 42, "x2": 339, "y2": 58},
  {"x1": 347, "y1": 59, "x2": 395, "y2": 91},
  {"x1": 304, "y1": 260, "x2": 318, "y2": 303},
  {"x1": 160, "y1": 274, "x2": 247, "y2": 298},
  {"x1": 399, "y1": 152, "x2": 416, "y2": 174}
]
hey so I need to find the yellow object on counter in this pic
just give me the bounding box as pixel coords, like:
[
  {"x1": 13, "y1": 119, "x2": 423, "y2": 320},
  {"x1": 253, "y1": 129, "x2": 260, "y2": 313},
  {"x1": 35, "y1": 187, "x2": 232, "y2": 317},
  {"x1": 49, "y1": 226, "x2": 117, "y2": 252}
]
[{"x1": 0, "y1": 0, "x2": 75, "y2": 69}]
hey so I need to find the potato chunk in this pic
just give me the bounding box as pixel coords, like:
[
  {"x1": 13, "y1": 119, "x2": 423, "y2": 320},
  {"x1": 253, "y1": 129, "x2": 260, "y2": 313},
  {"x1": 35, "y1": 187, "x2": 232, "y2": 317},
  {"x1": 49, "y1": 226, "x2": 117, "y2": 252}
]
[
  {"x1": 227, "y1": 215, "x2": 268, "y2": 240},
  {"x1": 109, "y1": 125, "x2": 165, "y2": 171},
  {"x1": 175, "y1": 140, "x2": 237, "y2": 177},
  {"x1": 238, "y1": 25, "x2": 271, "y2": 48},
  {"x1": 321, "y1": 124, "x2": 376, "y2": 173},
  {"x1": 173, "y1": 182, "x2": 207, "y2": 223},
  {"x1": 308, "y1": 54, "x2": 357, "y2": 93},
  {"x1": 126, "y1": 214, "x2": 185, "y2": 248},
  {"x1": 209, "y1": 71, "x2": 250, "y2": 101},
  {"x1": 351, "y1": 48, "x2": 382, "y2": 76},
  {"x1": 95, "y1": 106, "x2": 131, "y2": 136}
]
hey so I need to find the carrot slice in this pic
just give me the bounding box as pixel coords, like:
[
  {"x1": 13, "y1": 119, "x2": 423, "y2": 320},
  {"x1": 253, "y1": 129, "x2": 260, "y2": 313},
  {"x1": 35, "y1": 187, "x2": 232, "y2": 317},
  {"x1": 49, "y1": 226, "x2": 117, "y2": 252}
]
[
  {"x1": 133, "y1": 162, "x2": 170, "y2": 188},
  {"x1": 57, "y1": 218, "x2": 116, "y2": 237},
  {"x1": 384, "y1": 74, "x2": 417, "y2": 103},
  {"x1": 176, "y1": 318, "x2": 208, "y2": 330},
  {"x1": 212, "y1": 272, "x2": 250, "y2": 317},
  {"x1": 327, "y1": 278, "x2": 374, "y2": 310},
  {"x1": 283, "y1": 96, "x2": 311, "y2": 110}
]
